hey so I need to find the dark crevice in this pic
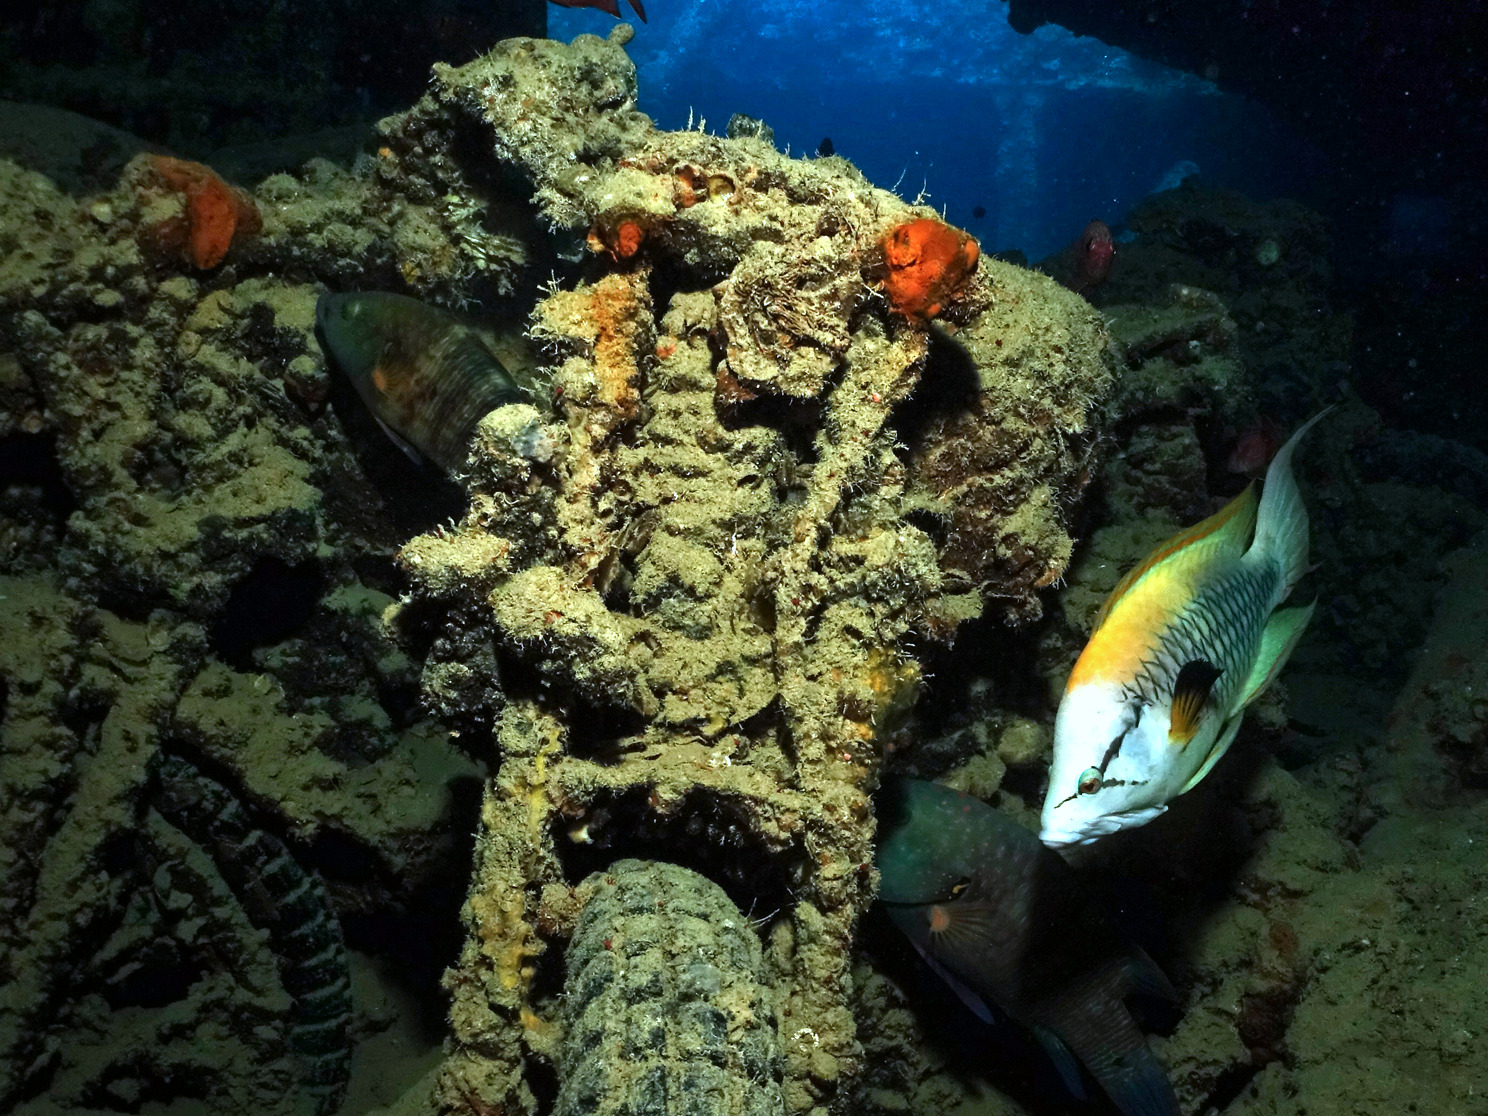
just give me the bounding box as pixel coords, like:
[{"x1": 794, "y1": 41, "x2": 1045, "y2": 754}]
[
  {"x1": 209, "y1": 555, "x2": 324, "y2": 667},
  {"x1": 305, "y1": 822, "x2": 387, "y2": 891},
  {"x1": 83, "y1": 568, "x2": 167, "y2": 623},
  {"x1": 553, "y1": 787, "x2": 798, "y2": 933},
  {"x1": 384, "y1": 591, "x2": 451, "y2": 667},
  {"x1": 909, "y1": 611, "x2": 1052, "y2": 741},
  {"x1": 800, "y1": 604, "x2": 824, "y2": 645},
  {"x1": 557, "y1": 694, "x2": 650, "y2": 765},
  {"x1": 890, "y1": 327, "x2": 980, "y2": 452},
  {"x1": 522, "y1": 1057, "x2": 559, "y2": 1116},
  {"x1": 447, "y1": 120, "x2": 558, "y2": 317},
  {"x1": 1199, "y1": 1064, "x2": 1262, "y2": 1114},
  {"x1": 719, "y1": 389, "x2": 825, "y2": 465},
  {"x1": 648, "y1": 250, "x2": 733, "y2": 307},
  {"x1": 901, "y1": 507, "x2": 948, "y2": 549},
  {"x1": 58, "y1": 687, "x2": 113, "y2": 746},
  {"x1": 349, "y1": 553, "x2": 408, "y2": 600},
  {"x1": 0, "y1": 431, "x2": 77, "y2": 520},
  {"x1": 479, "y1": 643, "x2": 647, "y2": 763}
]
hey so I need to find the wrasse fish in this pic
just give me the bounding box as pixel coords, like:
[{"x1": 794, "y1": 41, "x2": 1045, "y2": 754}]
[
  {"x1": 877, "y1": 779, "x2": 1179, "y2": 1116},
  {"x1": 316, "y1": 291, "x2": 522, "y2": 473},
  {"x1": 549, "y1": 0, "x2": 648, "y2": 21},
  {"x1": 1041, "y1": 409, "x2": 1332, "y2": 848}
]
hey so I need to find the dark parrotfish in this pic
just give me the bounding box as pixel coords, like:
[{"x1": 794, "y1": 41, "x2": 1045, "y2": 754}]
[
  {"x1": 876, "y1": 779, "x2": 1178, "y2": 1116},
  {"x1": 316, "y1": 291, "x2": 522, "y2": 473}
]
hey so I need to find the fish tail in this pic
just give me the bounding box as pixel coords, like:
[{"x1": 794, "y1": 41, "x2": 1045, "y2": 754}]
[
  {"x1": 1084, "y1": 1040, "x2": 1180, "y2": 1116},
  {"x1": 1251, "y1": 406, "x2": 1333, "y2": 599},
  {"x1": 1056, "y1": 1003, "x2": 1179, "y2": 1116}
]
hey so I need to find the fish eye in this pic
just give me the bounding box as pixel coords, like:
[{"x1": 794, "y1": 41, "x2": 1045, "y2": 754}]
[{"x1": 1077, "y1": 767, "x2": 1103, "y2": 795}]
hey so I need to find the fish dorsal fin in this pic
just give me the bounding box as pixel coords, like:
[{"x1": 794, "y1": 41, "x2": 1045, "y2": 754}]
[
  {"x1": 1092, "y1": 484, "x2": 1259, "y2": 634},
  {"x1": 1234, "y1": 601, "x2": 1317, "y2": 712},
  {"x1": 1167, "y1": 659, "x2": 1222, "y2": 746}
]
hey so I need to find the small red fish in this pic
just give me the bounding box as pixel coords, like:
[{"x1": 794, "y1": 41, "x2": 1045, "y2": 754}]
[
  {"x1": 1068, "y1": 219, "x2": 1115, "y2": 294},
  {"x1": 1226, "y1": 414, "x2": 1286, "y2": 475},
  {"x1": 549, "y1": 0, "x2": 647, "y2": 20}
]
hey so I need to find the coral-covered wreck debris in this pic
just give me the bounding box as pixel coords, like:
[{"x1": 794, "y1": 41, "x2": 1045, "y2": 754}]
[
  {"x1": 0, "y1": 22, "x2": 1115, "y2": 1116},
  {"x1": 375, "y1": 25, "x2": 1114, "y2": 1115}
]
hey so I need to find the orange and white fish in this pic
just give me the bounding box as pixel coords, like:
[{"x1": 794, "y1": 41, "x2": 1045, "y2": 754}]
[{"x1": 1040, "y1": 410, "x2": 1331, "y2": 848}]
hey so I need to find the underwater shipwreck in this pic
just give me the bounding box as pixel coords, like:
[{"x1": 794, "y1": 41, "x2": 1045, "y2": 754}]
[{"x1": 2, "y1": 13, "x2": 1488, "y2": 1116}]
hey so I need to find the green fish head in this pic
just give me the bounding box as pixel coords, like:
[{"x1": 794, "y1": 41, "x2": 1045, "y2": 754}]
[
  {"x1": 315, "y1": 292, "x2": 385, "y2": 382},
  {"x1": 875, "y1": 779, "x2": 981, "y2": 905}
]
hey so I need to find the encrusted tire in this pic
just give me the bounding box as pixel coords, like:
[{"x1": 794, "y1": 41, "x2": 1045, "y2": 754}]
[{"x1": 556, "y1": 859, "x2": 784, "y2": 1116}]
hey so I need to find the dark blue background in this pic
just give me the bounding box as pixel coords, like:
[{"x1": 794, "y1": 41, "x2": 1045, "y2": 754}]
[{"x1": 551, "y1": 1, "x2": 1327, "y2": 259}]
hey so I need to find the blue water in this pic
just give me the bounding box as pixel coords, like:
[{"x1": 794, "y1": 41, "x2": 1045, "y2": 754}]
[{"x1": 550, "y1": 0, "x2": 1328, "y2": 260}]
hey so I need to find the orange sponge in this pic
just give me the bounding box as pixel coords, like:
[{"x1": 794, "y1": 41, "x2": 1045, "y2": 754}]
[
  {"x1": 614, "y1": 219, "x2": 644, "y2": 259},
  {"x1": 588, "y1": 218, "x2": 646, "y2": 261},
  {"x1": 145, "y1": 156, "x2": 261, "y2": 270},
  {"x1": 881, "y1": 218, "x2": 979, "y2": 319}
]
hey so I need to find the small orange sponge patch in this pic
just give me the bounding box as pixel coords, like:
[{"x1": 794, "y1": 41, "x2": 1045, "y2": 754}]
[
  {"x1": 144, "y1": 156, "x2": 262, "y2": 270},
  {"x1": 614, "y1": 220, "x2": 645, "y2": 259},
  {"x1": 587, "y1": 218, "x2": 646, "y2": 261},
  {"x1": 881, "y1": 218, "x2": 980, "y2": 319}
]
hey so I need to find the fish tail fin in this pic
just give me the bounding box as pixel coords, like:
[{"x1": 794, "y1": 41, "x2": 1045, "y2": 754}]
[
  {"x1": 1251, "y1": 406, "x2": 1333, "y2": 599},
  {"x1": 1086, "y1": 1043, "x2": 1181, "y2": 1116},
  {"x1": 1055, "y1": 1002, "x2": 1179, "y2": 1116}
]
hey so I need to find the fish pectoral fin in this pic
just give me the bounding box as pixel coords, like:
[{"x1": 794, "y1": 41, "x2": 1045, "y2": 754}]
[
  {"x1": 1179, "y1": 713, "x2": 1244, "y2": 794},
  {"x1": 1167, "y1": 658, "x2": 1222, "y2": 746},
  {"x1": 1030, "y1": 1024, "x2": 1088, "y2": 1101},
  {"x1": 915, "y1": 947, "x2": 996, "y2": 1024},
  {"x1": 1235, "y1": 600, "x2": 1318, "y2": 711},
  {"x1": 373, "y1": 415, "x2": 427, "y2": 466}
]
